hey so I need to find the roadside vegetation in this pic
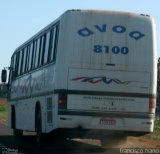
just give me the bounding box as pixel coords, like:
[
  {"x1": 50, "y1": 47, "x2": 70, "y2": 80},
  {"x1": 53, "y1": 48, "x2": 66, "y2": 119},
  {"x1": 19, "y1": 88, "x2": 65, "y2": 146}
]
[
  {"x1": 151, "y1": 119, "x2": 160, "y2": 139},
  {"x1": 0, "y1": 102, "x2": 8, "y2": 124},
  {"x1": 143, "y1": 119, "x2": 160, "y2": 140}
]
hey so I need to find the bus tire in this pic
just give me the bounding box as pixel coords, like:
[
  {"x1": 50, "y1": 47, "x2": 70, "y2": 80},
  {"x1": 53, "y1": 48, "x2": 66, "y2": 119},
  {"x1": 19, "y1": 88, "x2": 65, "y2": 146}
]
[
  {"x1": 12, "y1": 109, "x2": 23, "y2": 137},
  {"x1": 36, "y1": 110, "x2": 43, "y2": 147},
  {"x1": 13, "y1": 129, "x2": 23, "y2": 137}
]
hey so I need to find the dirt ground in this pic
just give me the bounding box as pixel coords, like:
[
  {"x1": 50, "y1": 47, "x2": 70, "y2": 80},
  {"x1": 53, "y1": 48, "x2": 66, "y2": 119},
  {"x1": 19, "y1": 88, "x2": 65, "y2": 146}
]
[
  {"x1": 123, "y1": 136, "x2": 160, "y2": 148},
  {"x1": 73, "y1": 135, "x2": 160, "y2": 149}
]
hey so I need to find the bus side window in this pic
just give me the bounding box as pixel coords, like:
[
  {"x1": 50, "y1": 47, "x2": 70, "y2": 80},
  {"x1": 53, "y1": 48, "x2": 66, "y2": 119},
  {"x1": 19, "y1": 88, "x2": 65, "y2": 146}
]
[
  {"x1": 10, "y1": 57, "x2": 13, "y2": 80},
  {"x1": 39, "y1": 35, "x2": 45, "y2": 66},
  {"x1": 32, "y1": 41, "x2": 37, "y2": 69},
  {"x1": 25, "y1": 45, "x2": 30, "y2": 72},
  {"x1": 28, "y1": 43, "x2": 34, "y2": 71},
  {"x1": 49, "y1": 28, "x2": 56, "y2": 62},
  {"x1": 35, "y1": 38, "x2": 41, "y2": 68},
  {"x1": 44, "y1": 31, "x2": 51, "y2": 64},
  {"x1": 22, "y1": 47, "x2": 27, "y2": 74},
  {"x1": 12, "y1": 54, "x2": 17, "y2": 79},
  {"x1": 20, "y1": 49, "x2": 24, "y2": 75},
  {"x1": 50, "y1": 25, "x2": 59, "y2": 62},
  {"x1": 53, "y1": 25, "x2": 59, "y2": 62},
  {"x1": 18, "y1": 50, "x2": 22, "y2": 76},
  {"x1": 14, "y1": 51, "x2": 20, "y2": 77}
]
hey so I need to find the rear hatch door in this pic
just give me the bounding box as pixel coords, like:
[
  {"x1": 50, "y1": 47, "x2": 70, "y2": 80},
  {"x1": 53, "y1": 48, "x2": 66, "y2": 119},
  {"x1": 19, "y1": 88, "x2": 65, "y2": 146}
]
[{"x1": 67, "y1": 68, "x2": 150, "y2": 113}]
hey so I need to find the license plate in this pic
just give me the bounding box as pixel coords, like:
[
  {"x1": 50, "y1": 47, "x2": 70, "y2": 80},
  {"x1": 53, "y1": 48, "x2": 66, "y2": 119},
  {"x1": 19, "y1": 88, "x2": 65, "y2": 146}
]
[{"x1": 99, "y1": 118, "x2": 116, "y2": 125}]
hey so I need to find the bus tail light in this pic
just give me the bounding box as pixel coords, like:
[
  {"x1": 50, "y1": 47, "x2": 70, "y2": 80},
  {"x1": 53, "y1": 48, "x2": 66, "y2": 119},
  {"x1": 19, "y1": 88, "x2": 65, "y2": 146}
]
[
  {"x1": 149, "y1": 97, "x2": 156, "y2": 113},
  {"x1": 58, "y1": 93, "x2": 67, "y2": 109}
]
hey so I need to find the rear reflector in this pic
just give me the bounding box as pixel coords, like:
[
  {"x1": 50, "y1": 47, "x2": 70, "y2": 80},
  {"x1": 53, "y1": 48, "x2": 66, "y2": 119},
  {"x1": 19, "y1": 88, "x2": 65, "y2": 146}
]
[
  {"x1": 58, "y1": 93, "x2": 67, "y2": 109},
  {"x1": 149, "y1": 98, "x2": 156, "y2": 113},
  {"x1": 58, "y1": 96, "x2": 66, "y2": 104}
]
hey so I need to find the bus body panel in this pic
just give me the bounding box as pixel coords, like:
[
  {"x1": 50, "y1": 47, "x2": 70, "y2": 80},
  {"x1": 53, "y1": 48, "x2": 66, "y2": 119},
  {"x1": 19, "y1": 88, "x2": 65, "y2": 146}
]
[
  {"x1": 10, "y1": 64, "x2": 55, "y2": 99},
  {"x1": 9, "y1": 64, "x2": 58, "y2": 133},
  {"x1": 58, "y1": 116, "x2": 154, "y2": 132},
  {"x1": 68, "y1": 68, "x2": 150, "y2": 94},
  {"x1": 67, "y1": 68, "x2": 150, "y2": 113}
]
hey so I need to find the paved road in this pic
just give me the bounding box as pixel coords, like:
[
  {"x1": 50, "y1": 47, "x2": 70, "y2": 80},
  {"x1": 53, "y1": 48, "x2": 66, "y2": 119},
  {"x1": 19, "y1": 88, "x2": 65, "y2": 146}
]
[{"x1": 0, "y1": 123, "x2": 121, "y2": 154}]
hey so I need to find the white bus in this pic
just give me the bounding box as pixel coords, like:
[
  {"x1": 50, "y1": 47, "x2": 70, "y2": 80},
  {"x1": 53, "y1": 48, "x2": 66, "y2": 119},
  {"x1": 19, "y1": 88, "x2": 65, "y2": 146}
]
[{"x1": 1, "y1": 10, "x2": 157, "y2": 145}]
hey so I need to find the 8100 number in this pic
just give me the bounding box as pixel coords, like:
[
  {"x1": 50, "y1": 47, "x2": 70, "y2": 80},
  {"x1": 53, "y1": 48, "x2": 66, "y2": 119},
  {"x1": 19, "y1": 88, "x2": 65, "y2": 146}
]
[{"x1": 93, "y1": 45, "x2": 129, "y2": 55}]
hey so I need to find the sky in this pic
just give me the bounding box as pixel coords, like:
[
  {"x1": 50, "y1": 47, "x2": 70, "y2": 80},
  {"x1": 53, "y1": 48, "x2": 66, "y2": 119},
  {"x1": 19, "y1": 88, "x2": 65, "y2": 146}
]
[{"x1": 0, "y1": 0, "x2": 159, "y2": 81}]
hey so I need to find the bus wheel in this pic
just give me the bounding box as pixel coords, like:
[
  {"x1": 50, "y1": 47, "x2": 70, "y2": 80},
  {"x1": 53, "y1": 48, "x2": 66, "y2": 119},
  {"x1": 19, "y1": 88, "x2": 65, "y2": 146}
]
[
  {"x1": 36, "y1": 111, "x2": 43, "y2": 147},
  {"x1": 12, "y1": 111, "x2": 23, "y2": 137},
  {"x1": 13, "y1": 129, "x2": 23, "y2": 137}
]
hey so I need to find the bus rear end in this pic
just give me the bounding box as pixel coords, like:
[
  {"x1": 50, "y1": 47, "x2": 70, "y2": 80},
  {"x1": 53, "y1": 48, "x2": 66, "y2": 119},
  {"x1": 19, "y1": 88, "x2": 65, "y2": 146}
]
[{"x1": 57, "y1": 10, "x2": 157, "y2": 133}]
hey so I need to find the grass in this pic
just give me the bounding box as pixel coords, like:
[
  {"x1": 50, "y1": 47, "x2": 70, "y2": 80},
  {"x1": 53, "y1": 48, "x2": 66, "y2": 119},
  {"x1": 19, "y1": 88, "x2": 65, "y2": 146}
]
[
  {"x1": 0, "y1": 103, "x2": 8, "y2": 124},
  {"x1": 154, "y1": 119, "x2": 160, "y2": 132},
  {"x1": 152, "y1": 119, "x2": 160, "y2": 139},
  {"x1": 0, "y1": 104, "x2": 7, "y2": 111},
  {"x1": 143, "y1": 119, "x2": 160, "y2": 140}
]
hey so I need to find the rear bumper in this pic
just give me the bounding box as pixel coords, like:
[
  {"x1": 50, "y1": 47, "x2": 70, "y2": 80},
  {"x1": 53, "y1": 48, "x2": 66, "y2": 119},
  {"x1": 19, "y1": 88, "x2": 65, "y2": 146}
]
[{"x1": 58, "y1": 112, "x2": 154, "y2": 133}]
